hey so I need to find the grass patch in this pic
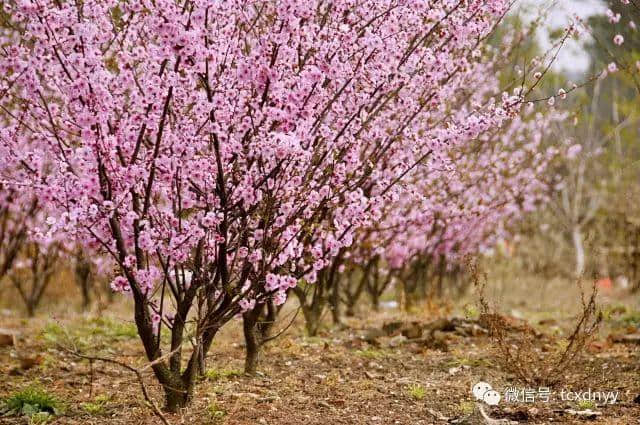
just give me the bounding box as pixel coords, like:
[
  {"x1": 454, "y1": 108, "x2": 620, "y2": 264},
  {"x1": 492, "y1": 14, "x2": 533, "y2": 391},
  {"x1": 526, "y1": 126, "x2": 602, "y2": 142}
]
[
  {"x1": 355, "y1": 348, "x2": 386, "y2": 359},
  {"x1": 407, "y1": 384, "x2": 426, "y2": 400},
  {"x1": 28, "y1": 412, "x2": 53, "y2": 424},
  {"x1": 577, "y1": 400, "x2": 596, "y2": 410},
  {"x1": 207, "y1": 402, "x2": 226, "y2": 421},
  {"x1": 80, "y1": 401, "x2": 105, "y2": 415},
  {"x1": 85, "y1": 317, "x2": 138, "y2": 339},
  {"x1": 601, "y1": 306, "x2": 640, "y2": 328},
  {"x1": 463, "y1": 304, "x2": 480, "y2": 320},
  {"x1": 1, "y1": 384, "x2": 64, "y2": 419},
  {"x1": 459, "y1": 401, "x2": 475, "y2": 415},
  {"x1": 205, "y1": 368, "x2": 242, "y2": 381},
  {"x1": 621, "y1": 311, "x2": 640, "y2": 327},
  {"x1": 41, "y1": 323, "x2": 71, "y2": 346},
  {"x1": 41, "y1": 317, "x2": 138, "y2": 350},
  {"x1": 80, "y1": 394, "x2": 111, "y2": 416}
]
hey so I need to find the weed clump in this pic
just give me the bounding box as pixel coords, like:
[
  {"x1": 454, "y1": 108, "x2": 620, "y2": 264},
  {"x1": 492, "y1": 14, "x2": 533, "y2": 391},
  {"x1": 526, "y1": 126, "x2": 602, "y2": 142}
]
[
  {"x1": 1, "y1": 384, "x2": 64, "y2": 420},
  {"x1": 407, "y1": 384, "x2": 426, "y2": 400},
  {"x1": 467, "y1": 258, "x2": 602, "y2": 386},
  {"x1": 80, "y1": 394, "x2": 111, "y2": 416},
  {"x1": 205, "y1": 368, "x2": 242, "y2": 381}
]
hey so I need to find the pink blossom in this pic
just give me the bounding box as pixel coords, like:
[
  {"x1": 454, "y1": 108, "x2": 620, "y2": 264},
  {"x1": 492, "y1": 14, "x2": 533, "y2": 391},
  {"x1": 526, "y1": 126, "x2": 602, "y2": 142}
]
[
  {"x1": 607, "y1": 9, "x2": 621, "y2": 23},
  {"x1": 239, "y1": 298, "x2": 256, "y2": 312},
  {"x1": 265, "y1": 273, "x2": 279, "y2": 292},
  {"x1": 273, "y1": 291, "x2": 287, "y2": 306},
  {"x1": 110, "y1": 276, "x2": 130, "y2": 293},
  {"x1": 558, "y1": 88, "x2": 567, "y2": 100},
  {"x1": 151, "y1": 313, "x2": 162, "y2": 334},
  {"x1": 566, "y1": 144, "x2": 582, "y2": 160}
]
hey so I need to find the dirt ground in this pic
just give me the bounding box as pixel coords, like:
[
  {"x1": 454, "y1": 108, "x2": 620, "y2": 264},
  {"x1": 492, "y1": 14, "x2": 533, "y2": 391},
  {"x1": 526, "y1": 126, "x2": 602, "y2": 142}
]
[{"x1": 1, "y1": 276, "x2": 639, "y2": 424}]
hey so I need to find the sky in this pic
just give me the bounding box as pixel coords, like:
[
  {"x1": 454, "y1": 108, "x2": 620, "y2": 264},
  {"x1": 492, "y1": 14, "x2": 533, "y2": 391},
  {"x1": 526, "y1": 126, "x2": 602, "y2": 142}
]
[{"x1": 517, "y1": 0, "x2": 607, "y2": 74}]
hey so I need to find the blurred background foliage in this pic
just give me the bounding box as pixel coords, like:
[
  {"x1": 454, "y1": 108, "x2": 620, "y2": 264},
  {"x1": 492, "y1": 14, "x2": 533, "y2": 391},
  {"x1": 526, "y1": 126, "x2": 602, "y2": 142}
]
[{"x1": 491, "y1": 0, "x2": 640, "y2": 289}]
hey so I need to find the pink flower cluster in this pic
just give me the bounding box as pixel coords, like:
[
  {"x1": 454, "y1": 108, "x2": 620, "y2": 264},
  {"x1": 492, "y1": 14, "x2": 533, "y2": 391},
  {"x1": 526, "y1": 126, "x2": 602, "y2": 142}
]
[{"x1": 0, "y1": 0, "x2": 540, "y2": 342}]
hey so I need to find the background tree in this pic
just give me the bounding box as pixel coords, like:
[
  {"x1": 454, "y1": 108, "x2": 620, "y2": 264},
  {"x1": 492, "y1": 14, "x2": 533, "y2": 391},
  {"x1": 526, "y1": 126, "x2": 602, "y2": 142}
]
[
  {"x1": 507, "y1": 0, "x2": 640, "y2": 283},
  {"x1": 9, "y1": 241, "x2": 60, "y2": 317}
]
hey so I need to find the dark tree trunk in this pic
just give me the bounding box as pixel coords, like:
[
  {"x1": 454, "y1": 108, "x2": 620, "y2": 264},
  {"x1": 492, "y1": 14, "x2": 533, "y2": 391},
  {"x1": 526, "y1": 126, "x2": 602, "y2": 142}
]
[
  {"x1": 81, "y1": 283, "x2": 91, "y2": 311},
  {"x1": 157, "y1": 328, "x2": 208, "y2": 412},
  {"x1": 367, "y1": 265, "x2": 394, "y2": 312},
  {"x1": 164, "y1": 383, "x2": 189, "y2": 412},
  {"x1": 127, "y1": 277, "x2": 205, "y2": 413},
  {"x1": 243, "y1": 306, "x2": 262, "y2": 375},
  {"x1": 371, "y1": 291, "x2": 380, "y2": 311},
  {"x1": 343, "y1": 261, "x2": 372, "y2": 317},
  {"x1": 242, "y1": 300, "x2": 279, "y2": 375},
  {"x1": 327, "y1": 254, "x2": 343, "y2": 327},
  {"x1": 404, "y1": 292, "x2": 414, "y2": 312},
  {"x1": 329, "y1": 276, "x2": 342, "y2": 326},
  {"x1": 74, "y1": 254, "x2": 92, "y2": 311},
  {"x1": 293, "y1": 273, "x2": 328, "y2": 337},
  {"x1": 12, "y1": 253, "x2": 55, "y2": 318},
  {"x1": 305, "y1": 309, "x2": 322, "y2": 337},
  {"x1": 294, "y1": 255, "x2": 345, "y2": 335},
  {"x1": 436, "y1": 254, "x2": 446, "y2": 298}
]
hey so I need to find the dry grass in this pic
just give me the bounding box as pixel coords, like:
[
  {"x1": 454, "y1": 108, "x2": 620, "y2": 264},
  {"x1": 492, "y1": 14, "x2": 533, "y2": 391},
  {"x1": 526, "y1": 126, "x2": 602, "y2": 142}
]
[{"x1": 468, "y1": 258, "x2": 603, "y2": 387}]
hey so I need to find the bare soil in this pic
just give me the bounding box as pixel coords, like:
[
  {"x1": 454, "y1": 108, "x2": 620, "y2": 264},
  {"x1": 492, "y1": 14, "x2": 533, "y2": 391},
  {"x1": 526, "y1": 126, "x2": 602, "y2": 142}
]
[{"x1": 0, "y1": 278, "x2": 639, "y2": 424}]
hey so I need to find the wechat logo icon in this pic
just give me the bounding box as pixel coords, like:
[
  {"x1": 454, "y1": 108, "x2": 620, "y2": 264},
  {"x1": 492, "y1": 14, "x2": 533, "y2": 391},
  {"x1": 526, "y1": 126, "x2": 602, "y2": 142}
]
[{"x1": 472, "y1": 381, "x2": 501, "y2": 406}]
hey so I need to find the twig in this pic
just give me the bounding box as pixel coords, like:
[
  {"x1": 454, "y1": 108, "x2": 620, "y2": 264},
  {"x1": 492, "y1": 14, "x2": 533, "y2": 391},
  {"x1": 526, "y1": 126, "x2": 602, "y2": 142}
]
[{"x1": 59, "y1": 345, "x2": 171, "y2": 425}]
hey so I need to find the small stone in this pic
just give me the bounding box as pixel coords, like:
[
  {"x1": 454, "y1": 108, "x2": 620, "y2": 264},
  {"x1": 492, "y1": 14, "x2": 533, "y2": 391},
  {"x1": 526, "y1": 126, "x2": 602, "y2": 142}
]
[{"x1": 364, "y1": 371, "x2": 381, "y2": 380}]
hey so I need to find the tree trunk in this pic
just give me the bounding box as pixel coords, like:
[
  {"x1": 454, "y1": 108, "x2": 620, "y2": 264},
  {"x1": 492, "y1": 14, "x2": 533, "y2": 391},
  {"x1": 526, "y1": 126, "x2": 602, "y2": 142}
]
[
  {"x1": 243, "y1": 300, "x2": 279, "y2": 374},
  {"x1": 80, "y1": 282, "x2": 91, "y2": 311},
  {"x1": 244, "y1": 342, "x2": 259, "y2": 376},
  {"x1": 305, "y1": 305, "x2": 322, "y2": 337},
  {"x1": 243, "y1": 307, "x2": 262, "y2": 375},
  {"x1": 75, "y1": 256, "x2": 92, "y2": 311},
  {"x1": 164, "y1": 380, "x2": 191, "y2": 413},
  {"x1": 572, "y1": 226, "x2": 585, "y2": 277},
  {"x1": 26, "y1": 301, "x2": 35, "y2": 318},
  {"x1": 330, "y1": 278, "x2": 342, "y2": 326},
  {"x1": 345, "y1": 304, "x2": 355, "y2": 317},
  {"x1": 404, "y1": 295, "x2": 413, "y2": 312},
  {"x1": 370, "y1": 291, "x2": 380, "y2": 311},
  {"x1": 293, "y1": 280, "x2": 326, "y2": 337},
  {"x1": 436, "y1": 255, "x2": 446, "y2": 298}
]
